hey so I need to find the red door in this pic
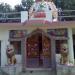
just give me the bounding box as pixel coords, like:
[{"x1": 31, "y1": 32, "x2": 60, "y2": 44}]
[{"x1": 26, "y1": 32, "x2": 51, "y2": 68}]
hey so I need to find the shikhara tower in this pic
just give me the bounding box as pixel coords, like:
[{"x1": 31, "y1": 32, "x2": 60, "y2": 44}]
[{"x1": 29, "y1": 0, "x2": 58, "y2": 22}]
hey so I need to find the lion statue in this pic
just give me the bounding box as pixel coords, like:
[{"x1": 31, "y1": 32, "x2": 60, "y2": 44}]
[
  {"x1": 60, "y1": 43, "x2": 68, "y2": 64},
  {"x1": 6, "y1": 44, "x2": 16, "y2": 65}
]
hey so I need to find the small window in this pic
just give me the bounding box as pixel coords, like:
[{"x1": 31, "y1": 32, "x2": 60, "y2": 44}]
[{"x1": 10, "y1": 41, "x2": 21, "y2": 54}]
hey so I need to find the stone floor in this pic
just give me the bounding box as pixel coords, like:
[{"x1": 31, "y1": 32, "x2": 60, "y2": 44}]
[
  {"x1": 1, "y1": 64, "x2": 75, "y2": 75},
  {"x1": 57, "y1": 65, "x2": 75, "y2": 75}
]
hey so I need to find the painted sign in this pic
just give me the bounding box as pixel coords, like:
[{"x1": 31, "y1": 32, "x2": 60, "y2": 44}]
[
  {"x1": 47, "y1": 29, "x2": 68, "y2": 38},
  {"x1": 10, "y1": 30, "x2": 26, "y2": 38}
]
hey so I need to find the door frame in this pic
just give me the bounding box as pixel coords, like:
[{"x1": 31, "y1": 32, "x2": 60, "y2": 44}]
[{"x1": 23, "y1": 29, "x2": 56, "y2": 71}]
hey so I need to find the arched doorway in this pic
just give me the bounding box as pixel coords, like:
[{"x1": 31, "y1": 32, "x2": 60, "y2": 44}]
[{"x1": 26, "y1": 29, "x2": 52, "y2": 68}]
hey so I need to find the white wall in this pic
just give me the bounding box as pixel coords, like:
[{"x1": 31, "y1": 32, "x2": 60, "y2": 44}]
[
  {"x1": 21, "y1": 11, "x2": 28, "y2": 23},
  {"x1": 0, "y1": 29, "x2": 9, "y2": 66},
  {"x1": 45, "y1": 11, "x2": 52, "y2": 22},
  {"x1": 0, "y1": 29, "x2": 22, "y2": 66}
]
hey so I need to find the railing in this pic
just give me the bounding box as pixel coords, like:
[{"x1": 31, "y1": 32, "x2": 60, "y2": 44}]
[
  {"x1": 30, "y1": 10, "x2": 75, "y2": 22},
  {"x1": 0, "y1": 10, "x2": 75, "y2": 23},
  {"x1": 58, "y1": 10, "x2": 75, "y2": 21},
  {"x1": 0, "y1": 12, "x2": 21, "y2": 23}
]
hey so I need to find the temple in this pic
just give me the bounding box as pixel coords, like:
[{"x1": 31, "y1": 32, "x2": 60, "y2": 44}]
[{"x1": 0, "y1": 0, "x2": 75, "y2": 75}]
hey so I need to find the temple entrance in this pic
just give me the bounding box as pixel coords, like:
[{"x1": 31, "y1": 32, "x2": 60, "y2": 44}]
[{"x1": 26, "y1": 30, "x2": 51, "y2": 68}]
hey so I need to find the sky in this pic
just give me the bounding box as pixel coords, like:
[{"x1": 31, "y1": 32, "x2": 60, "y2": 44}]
[{"x1": 0, "y1": 0, "x2": 21, "y2": 8}]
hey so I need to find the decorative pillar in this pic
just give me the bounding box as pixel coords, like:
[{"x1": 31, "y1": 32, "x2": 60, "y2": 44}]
[
  {"x1": 21, "y1": 11, "x2": 28, "y2": 23},
  {"x1": 22, "y1": 31, "x2": 27, "y2": 72},
  {"x1": 51, "y1": 38, "x2": 57, "y2": 75},
  {"x1": 68, "y1": 28, "x2": 74, "y2": 64}
]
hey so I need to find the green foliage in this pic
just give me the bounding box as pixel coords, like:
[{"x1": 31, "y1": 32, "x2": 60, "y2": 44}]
[
  {"x1": 0, "y1": 0, "x2": 34, "y2": 12},
  {"x1": 61, "y1": 0, "x2": 75, "y2": 10},
  {"x1": 54, "y1": 0, "x2": 75, "y2": 10},
  {"x1": 14, "y1": 4, "x2": 24, "y2": 12},
  {"x1": 22, "y1": 0, "x2": 34, "y2": 11},
  {"x1": 0, "y1": 3, "x2": 12, "y2": 12},
  {"x1": 54, "y1": 0, "x2": 75, "y2": 21}
]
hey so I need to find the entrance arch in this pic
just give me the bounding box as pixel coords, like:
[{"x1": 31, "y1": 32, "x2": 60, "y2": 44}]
[{"x1": 26, "y1": 29, "x2": 52, "y2": 68}]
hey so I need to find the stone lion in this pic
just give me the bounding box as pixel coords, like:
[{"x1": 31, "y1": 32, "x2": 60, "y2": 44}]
[
  {"x1": 6, "y1": 44, "x2": 16, "y2": 65},
  {"x1": 60, "y1": 43, "x2": 68, "y2": 64}
]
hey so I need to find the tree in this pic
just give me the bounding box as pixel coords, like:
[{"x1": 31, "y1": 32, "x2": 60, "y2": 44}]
[
  {"x1": 21, "y1": 0, "x2": 34, "y2": 11},
  {"x1": 61, "y1": 0, "x2": 75, "y2": 10},
  {"x1": 54, "y1": 0, "x2": 75, "y2": 10},
  {"x1": 14, "y1": 4, "x2": 24, "y2": 12},
  {"x1": 14, "y1": 0, "x2": 34, "y2": 12},
  {"x1": 4, "y1": 3, "x2": 12, "y2": 12},
  {"x1": 54, "y1": 0, "x2": 75, "y2": 21},
  {"x1": 0, "y1": 3, "x2": 12, "y2": 13}
]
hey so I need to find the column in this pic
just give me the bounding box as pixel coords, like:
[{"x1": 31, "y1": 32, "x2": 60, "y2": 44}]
[
  {"x1": 21, "y1": 11, "x2": 28, "y2": 23},
  {"x1": 45, "y1": 10, "x2": 52, "y2": 22},
  {"x1": 68, "y1": 28, "x2": 74, "y2": 64},
  {"x1": 1, "y1": 30, "x2": 9, "y2": 66},
  {"x1": 22, "y1": 31, "x2": 27, "y2": 72},
  {"x1": 51, "y1": 38, "x2": 57, "y2": 75}
]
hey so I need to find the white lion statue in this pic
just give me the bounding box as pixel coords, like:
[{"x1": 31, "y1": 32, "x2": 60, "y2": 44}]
[{"x1": 6, "y1": 44, "x2": 16, "y2": 65}]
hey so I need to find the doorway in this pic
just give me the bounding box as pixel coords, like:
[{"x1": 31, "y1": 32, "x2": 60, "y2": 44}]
[{"x1": 26, "y1": 30, "x2": 51, "y2": 68}]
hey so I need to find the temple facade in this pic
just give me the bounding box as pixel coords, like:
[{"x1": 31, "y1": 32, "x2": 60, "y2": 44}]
[{"x1": 0, "y1": 0, "x2": 75, "y2": 75}]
